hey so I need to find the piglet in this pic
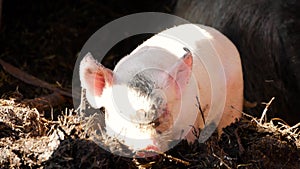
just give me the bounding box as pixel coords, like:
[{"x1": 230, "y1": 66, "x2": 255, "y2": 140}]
[{"x1": 79, "y1": 24, "x2": 243, "y2": 155}]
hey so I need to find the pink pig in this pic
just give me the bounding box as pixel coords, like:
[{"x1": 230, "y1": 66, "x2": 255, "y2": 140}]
[{"x1": 79, "y1": 24, "x2": 243, "y2": 154}]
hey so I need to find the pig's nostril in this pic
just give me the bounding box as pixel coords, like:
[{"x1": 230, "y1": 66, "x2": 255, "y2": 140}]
[{"x1": 135, "y1": 145, "x2": 160, "y2": 158}]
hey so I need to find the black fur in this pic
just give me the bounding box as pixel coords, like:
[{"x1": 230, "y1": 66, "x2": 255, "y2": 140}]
[
  {"x1": 129, "y1": 73, "x2": 155, "y2": 97},
  {"x1": 175, "y1": 0, "x2": 300, "y2": 124},
  {"x1": 128, "y1": 73, "x2": 167, "y2": 124}
]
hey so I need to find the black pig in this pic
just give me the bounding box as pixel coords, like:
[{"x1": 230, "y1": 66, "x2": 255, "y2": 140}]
[{"x1": 175, "y1": 0, "x2": 300, "y2": 124}]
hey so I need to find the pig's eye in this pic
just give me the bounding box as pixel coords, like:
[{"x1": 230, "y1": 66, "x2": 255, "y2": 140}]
[
  {"x1": 136, "y1": 109, "x2": 146, "y2": 116},
  {"x1": 136, "y1": 109, "x2": 148, "y2": 123},
  {"x1": 150, "y1": 118, "x2": 160, "y2": 128},
  {"x1": 100, "y1": 107, "x2": 106, "y2": 113}
]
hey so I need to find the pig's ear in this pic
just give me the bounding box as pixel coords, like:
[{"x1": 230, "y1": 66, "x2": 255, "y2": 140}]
[
  {"x1": 165, "y1": 48, "x2": 193, "y2": 96},
  {"x1": 79, "y1": 52, "x2": 113, "y2": 108}
]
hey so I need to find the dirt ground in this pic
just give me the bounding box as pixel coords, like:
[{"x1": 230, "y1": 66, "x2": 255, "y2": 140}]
[{"x1": 0, "y1": 1, "x2": 299, "y2": 168}]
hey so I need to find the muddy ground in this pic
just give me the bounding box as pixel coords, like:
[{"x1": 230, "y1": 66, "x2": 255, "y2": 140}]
[{"x1": 0, "y1": 1, "x2": 299, "y2": 168}]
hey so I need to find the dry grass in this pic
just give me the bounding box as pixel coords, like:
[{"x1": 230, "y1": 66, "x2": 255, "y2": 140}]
[{"x1": 0, "y1": 99, "x2": 299, "y2": 168}]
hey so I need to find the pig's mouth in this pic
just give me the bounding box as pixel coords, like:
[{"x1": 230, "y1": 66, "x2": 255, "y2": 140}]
[
  {"x1": 135, "y1": 145, "x2": 160, "y2": 158},
  {"x1": 145, "y1": 145, "x2": 159, "y2": 151}
]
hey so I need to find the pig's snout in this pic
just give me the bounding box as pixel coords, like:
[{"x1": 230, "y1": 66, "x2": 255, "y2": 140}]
[
  {"x1": 135, "y1": 145, "x2": 160, "y2": 158},
  {"x1": 145, "y1": 145, "x2": 160, "y2": 151}
]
